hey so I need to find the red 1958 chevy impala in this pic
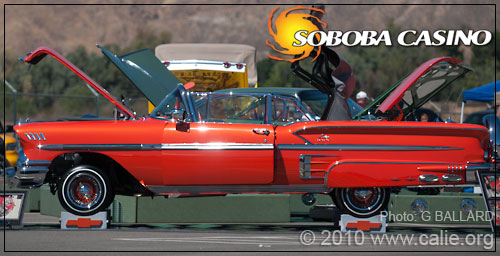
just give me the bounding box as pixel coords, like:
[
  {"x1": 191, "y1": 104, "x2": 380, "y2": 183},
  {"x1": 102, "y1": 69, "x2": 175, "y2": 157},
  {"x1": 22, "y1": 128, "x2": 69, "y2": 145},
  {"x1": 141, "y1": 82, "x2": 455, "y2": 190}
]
[{"x1": 8, "y1": 45, "x2": 494, "y2": 217}]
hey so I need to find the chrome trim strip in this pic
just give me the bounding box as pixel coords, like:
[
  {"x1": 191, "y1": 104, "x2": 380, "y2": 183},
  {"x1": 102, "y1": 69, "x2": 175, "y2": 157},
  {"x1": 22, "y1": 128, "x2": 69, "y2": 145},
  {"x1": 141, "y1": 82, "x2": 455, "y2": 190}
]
[
  {"x1": 34, "y1": 133, "x2": 42, "y2": 140},
  {"x1": 407, "y1": 184, "x2": 476, "y2": 188},
  {"x1": 292, "y1": 125, "x2": 488, "y2": 144},
  {"x1": 24, "y1": 133, "x2": 32, "y2": 140},
  {"x1": 21, "y1": 160, "x2": 51, "y2": 167},
  {"x1": 467, "y1": 161, "x2": 487, "y2": 165},
  {"x1": 38, "y1": 144, "x2": 150, "y2": 151},
  {"x1": 39, "y1": 133, "x2": 47, "y2": 140},
  {"x1": 147, "y1": 184, "x2": 330, "y2": 194},
  {"x1": 465, "y1": 163, "x2": 492, "y2": 171},
  {"x1": 323, "y1": 161, "x2": 461, "y2": 186},
  {"x1": 161, "y1": 143, "x2": 274, "y2": 150},
  {"x1": 38, "y1": 143, "x2": 274, "y2": 151},
  {"x1": 278, "y1": 144, "x2": 463, "y2": 151},
  {"x1": 29, "y1": 132, "x2": 35, "y2": 140}
]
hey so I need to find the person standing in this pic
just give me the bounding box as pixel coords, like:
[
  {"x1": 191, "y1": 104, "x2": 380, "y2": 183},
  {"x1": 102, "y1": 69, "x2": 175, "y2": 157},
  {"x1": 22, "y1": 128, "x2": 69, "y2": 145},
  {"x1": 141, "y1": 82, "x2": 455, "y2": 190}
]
[{"x1": 356, "y1": 91, "x2": 368, "y2": 108}]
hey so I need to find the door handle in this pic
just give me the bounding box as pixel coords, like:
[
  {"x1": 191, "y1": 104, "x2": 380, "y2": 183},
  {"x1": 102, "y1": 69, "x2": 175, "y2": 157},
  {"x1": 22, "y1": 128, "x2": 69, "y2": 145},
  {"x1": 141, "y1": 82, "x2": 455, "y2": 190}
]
[{"x1": 253, "y1": 128, "x2": 270, "y2": 136}]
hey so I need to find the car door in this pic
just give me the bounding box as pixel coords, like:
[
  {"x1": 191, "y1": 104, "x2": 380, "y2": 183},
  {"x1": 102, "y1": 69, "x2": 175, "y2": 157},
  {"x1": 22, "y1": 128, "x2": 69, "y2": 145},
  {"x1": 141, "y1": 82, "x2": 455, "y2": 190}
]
[{"x1": 159, "y1": 91, "x2": 275, "y2": 185}]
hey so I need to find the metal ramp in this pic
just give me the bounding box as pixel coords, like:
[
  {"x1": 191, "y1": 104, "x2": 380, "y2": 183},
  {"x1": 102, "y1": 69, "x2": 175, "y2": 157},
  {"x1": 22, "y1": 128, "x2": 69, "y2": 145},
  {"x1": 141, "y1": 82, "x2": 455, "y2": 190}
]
[{"x1": 475, "y1": 169, "x2": 499, "y2": 234}]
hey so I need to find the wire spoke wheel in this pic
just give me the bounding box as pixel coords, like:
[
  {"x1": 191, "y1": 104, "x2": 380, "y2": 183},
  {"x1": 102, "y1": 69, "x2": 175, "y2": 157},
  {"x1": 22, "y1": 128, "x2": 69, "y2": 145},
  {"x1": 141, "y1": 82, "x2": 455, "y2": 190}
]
[
  {"x1": 58, "y1": 165, "x2": 113, "y2": 216},
  {"x1": 67, "y1": 173, "x2": 103, "y2": 209},
  {"x1": 333, "y1": 187, "x2": 390, "y2": 218}
]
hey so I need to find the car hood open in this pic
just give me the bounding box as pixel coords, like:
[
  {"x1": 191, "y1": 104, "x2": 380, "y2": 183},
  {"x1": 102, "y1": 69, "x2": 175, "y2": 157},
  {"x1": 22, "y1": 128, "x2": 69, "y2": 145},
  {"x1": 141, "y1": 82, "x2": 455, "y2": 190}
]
[
  {"x1": 98, "y1": 45, "x2": 181, "y2": 107},
  {"x1": 353, "y1": 57, "x2": 472, "y2": 119},
  {"x1": 20, "y1": 46, "x2": 136, "y2": 118}
]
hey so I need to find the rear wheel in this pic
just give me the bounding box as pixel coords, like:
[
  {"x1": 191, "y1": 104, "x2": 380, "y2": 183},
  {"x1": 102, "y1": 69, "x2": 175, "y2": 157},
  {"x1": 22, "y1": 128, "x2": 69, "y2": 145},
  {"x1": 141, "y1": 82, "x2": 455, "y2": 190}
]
[
  {"x1": 332, "y1": 187, "x2": 389, "y2": 218},
  {"x1": 58, "y1": 165, "x2": 114, "y2": 216}
]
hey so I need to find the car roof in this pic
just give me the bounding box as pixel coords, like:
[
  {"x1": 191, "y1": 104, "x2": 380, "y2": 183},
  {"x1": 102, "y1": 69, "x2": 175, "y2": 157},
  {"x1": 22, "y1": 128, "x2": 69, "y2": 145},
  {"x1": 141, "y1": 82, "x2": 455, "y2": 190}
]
[{"x1": 215, "y1": 87, "x2": 317, "y2": 97}]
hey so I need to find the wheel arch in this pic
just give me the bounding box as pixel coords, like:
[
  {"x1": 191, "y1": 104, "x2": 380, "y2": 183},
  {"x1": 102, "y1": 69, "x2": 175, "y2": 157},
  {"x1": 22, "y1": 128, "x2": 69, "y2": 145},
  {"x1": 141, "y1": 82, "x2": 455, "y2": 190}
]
[{"x1": 47, "y1": 152, "x2": 153, "y2": 196}]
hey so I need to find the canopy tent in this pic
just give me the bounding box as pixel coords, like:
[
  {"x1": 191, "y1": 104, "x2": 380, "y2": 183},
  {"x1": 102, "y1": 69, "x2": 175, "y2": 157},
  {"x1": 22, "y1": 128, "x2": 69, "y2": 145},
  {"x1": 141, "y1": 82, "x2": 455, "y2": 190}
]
[
  {"x1": 463, "y1": 81, "x2": 499, "y2": 102},
  {"x1": 460, "y1": 81, "x2": 498, "y2": 122}
]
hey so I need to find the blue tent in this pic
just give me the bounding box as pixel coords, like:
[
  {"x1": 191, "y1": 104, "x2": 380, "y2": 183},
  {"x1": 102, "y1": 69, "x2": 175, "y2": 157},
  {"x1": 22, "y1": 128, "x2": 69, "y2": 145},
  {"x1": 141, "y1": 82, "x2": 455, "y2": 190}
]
[{"x1": 462, "y1": 81, "x2": 499, "y2": 102}]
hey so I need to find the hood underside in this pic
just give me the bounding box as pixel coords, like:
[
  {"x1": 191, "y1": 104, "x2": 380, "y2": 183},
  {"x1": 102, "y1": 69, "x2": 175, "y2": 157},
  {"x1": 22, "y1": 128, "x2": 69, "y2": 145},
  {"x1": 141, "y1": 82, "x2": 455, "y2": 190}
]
[
  {"x1": 354, "y1": 57, "x2": 472, "y2": 119},
  {"x1": 98, "y1": 45, "x2": 181, "y2": 107}
]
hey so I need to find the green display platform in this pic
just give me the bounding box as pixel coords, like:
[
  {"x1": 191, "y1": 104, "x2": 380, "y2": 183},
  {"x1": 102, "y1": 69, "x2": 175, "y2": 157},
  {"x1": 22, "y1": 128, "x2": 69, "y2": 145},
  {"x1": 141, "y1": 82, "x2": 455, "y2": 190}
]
[
  {"x1": 289, "y1": 193, "x2": 332, "y2": 214},
  {"x1": 37, "y1": 186, "x2": 488, "y2": 225},
  {"x1": 388, "y1": 190, "x2": 488, "y2": 225},
  {"x1": 40, "y1": 186, "x2": 292, "y2": 223}
]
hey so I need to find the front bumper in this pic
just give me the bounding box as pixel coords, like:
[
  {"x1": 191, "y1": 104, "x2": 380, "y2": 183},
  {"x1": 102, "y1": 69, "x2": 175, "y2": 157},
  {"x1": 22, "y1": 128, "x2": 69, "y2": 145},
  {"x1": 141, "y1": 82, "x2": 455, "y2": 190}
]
[{"x1": 7, "y1": 150, "x2": 50, "y2": 189}]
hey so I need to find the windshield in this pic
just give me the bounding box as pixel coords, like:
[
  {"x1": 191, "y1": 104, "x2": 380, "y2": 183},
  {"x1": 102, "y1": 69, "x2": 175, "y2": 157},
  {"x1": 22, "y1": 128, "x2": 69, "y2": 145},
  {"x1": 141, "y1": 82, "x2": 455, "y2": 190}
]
[{"x1": 150, "y1": 86, "x2": 189, "y2": 120}]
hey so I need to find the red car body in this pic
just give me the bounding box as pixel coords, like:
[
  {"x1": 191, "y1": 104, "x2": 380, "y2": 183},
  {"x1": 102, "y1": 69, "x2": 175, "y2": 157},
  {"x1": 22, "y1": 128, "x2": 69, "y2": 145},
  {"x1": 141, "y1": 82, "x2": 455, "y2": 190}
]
[{"x1": 9, "y1": 46, "x2": 493, "y2": 217}]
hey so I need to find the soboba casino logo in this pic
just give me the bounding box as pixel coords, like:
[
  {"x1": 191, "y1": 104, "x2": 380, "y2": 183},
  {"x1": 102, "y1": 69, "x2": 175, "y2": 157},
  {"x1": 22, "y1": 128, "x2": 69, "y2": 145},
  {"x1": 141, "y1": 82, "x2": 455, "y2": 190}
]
[
  {"x1": 266, "y1": 6, "x2": 326, "y2": 63},
  {"x1": 266, "y1": 6, "x2": 492, "y2": 62}
]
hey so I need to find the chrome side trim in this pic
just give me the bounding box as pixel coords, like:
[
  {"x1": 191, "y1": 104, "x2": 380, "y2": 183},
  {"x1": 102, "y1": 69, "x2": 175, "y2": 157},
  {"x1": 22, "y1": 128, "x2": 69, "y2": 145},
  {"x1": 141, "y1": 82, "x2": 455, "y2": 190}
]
[
  {"x1": 160, "y1": 143, "x2": 274, "y2": 150},
  {"x1": 278, "y1": 144, "x2": 463, "y2": 151},
  {"x1": 24, "y1": 133, "x2": 32, "y2": 140},
  {"x1": 38, "y1": 143, "x2": 274, "y2": 151},
  {"x1": 19, "y1": 159, "x2": 51, "y2": 167},
  {"x1": 323, "y1": 161, "x2": 460, "y2": 186},
  {"x1": 38, "y1": 144, "x2": 152, "y2": 151},
  {"x1": 292, "y1": 125, "x2": 488, "y2": 144},
  {"x1": 407, "y1": 184, "x2": 476, "y2": 188},
  {"x1": 465, "y1": 162, "x2": 493, "y2": 171},
  {"x1": 147, "y1": 184, "x2": 330, "y2": 194}
]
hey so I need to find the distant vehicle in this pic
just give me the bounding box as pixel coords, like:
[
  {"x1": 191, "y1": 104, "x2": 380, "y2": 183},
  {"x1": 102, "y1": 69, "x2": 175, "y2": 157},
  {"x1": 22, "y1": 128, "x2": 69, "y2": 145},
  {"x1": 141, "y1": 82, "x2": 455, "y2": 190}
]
[
  {"x1": 464, "y1": 109, "x2": 495, "y2": 125},
  {"x1": 1, "y1": 121, "x2": 18, "y2": 167}
]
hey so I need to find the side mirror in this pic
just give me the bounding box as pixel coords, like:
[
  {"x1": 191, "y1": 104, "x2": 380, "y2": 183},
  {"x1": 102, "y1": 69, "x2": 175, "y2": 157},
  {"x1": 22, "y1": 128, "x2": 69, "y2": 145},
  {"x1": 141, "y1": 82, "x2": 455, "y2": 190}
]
[
  {"x1": 171, "y1": 109, "x2": 186, "y2": 122},
  {"x1": 5, "y1": 125, "x2": 14, "y2": 133}
]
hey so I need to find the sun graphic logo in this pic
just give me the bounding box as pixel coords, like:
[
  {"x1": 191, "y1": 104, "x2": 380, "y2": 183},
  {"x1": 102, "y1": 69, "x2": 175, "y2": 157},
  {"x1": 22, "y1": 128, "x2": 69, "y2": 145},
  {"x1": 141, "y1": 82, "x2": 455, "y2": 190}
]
[{"x1": 266, "y1": 6, "x2": 327, "y2": 63}]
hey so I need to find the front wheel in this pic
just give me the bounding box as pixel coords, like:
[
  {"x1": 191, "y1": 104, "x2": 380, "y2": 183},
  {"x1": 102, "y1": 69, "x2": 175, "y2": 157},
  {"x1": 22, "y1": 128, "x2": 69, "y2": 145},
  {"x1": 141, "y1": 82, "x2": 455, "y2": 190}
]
[
  {"x1": 58, "y1": 165, "x2": 114, "y2": 216},
  {"x1": 332, "y1": 187, "x2": 390, "y2": 218}
]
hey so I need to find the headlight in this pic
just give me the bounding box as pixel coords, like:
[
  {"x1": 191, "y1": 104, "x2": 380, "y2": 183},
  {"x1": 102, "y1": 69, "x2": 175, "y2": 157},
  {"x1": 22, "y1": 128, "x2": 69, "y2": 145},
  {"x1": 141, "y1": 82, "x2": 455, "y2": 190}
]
[{"x1": 6, "y1": 143, "x2": 17, "y2": 151}]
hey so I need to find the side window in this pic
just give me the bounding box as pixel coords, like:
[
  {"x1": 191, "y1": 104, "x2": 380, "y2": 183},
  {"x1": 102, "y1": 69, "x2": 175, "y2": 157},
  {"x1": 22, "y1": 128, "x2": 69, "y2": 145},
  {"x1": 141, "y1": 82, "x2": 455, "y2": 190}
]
[
  {"x1": 271, "y1": 97, "x2": 310, "y2": 125},
  {"x1": 203, "y1": 95, "x2": 266, "y2": 124}
]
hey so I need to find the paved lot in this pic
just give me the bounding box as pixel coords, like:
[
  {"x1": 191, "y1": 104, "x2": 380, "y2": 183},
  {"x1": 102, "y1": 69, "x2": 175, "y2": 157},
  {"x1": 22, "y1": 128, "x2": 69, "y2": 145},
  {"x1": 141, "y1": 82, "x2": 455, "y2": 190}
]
[{"x1": 1, "y1": 213, "x2": 498, "y2": 255}]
